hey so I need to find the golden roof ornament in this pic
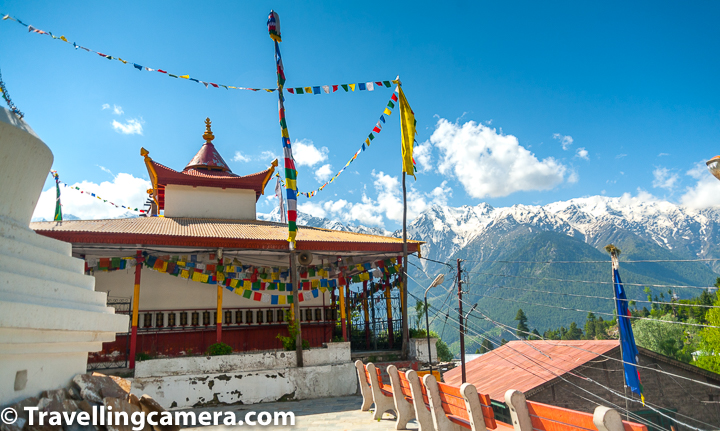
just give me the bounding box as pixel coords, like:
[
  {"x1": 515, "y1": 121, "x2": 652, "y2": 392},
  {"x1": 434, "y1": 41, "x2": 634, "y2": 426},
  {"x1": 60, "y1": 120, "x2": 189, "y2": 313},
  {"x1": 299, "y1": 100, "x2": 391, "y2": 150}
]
[{"x1": 202, "y1": 117, "x2": 215, "y2": 143}]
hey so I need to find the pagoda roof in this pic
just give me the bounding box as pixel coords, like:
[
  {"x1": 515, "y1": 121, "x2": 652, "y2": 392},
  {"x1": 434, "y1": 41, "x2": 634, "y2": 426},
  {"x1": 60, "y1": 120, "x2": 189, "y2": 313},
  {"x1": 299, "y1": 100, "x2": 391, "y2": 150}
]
[
  {"x1": 140, "y1": 117, "x2": 278, "y2": 210},
  {"x1": 184, "y1": 141, "x2": 230, "y2": 172}
]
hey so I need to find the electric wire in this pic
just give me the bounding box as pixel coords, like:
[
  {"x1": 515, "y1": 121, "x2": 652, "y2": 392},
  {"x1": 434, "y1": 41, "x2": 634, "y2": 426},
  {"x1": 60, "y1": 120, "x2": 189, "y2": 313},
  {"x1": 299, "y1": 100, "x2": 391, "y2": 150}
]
[
  {"x1": 465, "y1": 282, "x2": 720, "y2": 309},
  {"x1": 403, "y1": 271, "x2": 665, "y2": 429},
  {"x1": 467, "y1": 292, "x2": 720, "y2": 329},
  {"x1": 406, "y1": 269, "x2": 720, "y2": 411},
  {"x1": 461, "y1": 258, "x2": 720, "y2": 264},
  {"x1": 404, "y1": 285, "x2": 670, "y2": 431},
  {"x1": 452, "y1": 302, "x2": 712, "y2": 431},
  {"x1": 465, "y1": 269, "x2": 717, "y2": 290}
]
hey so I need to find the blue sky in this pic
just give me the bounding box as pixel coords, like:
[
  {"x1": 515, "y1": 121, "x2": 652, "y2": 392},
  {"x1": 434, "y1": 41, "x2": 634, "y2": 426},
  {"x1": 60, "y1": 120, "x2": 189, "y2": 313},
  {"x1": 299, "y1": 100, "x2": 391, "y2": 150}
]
[{"x1": 2, "y1": 0, "x2": 719, "y2": 229}]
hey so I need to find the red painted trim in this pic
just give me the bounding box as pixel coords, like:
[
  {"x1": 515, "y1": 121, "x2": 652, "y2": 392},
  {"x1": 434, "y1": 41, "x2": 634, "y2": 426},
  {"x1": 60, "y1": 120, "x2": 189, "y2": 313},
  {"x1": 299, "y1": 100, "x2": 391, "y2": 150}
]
[
  {"x1": 33, "y1": 231, "x2": 421, "y2": 254},
  {"x1": 129, "y1": 326, "x2": 138, "y2": 369}
]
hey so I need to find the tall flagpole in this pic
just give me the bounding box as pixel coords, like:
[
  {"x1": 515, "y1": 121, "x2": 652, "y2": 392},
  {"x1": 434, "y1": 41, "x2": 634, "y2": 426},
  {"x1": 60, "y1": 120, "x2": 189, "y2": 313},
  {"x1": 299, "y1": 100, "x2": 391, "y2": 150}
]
[
  {"x1": 402, "y1": 171, "x2": 409, "y2": 359},
  {"x1": 268, "y1": 10, "x2": 302, "y2": 367}
]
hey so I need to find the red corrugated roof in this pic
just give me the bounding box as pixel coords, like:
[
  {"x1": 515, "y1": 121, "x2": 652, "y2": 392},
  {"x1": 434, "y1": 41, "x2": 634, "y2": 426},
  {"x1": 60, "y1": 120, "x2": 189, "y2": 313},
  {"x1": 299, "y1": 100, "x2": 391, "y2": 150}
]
[
  {"x1": 30, "y1": 217, "x2": 423, "y2": 253},
  {"x1": 443, "y1": 340, "x2": 619, "y2": 401}
]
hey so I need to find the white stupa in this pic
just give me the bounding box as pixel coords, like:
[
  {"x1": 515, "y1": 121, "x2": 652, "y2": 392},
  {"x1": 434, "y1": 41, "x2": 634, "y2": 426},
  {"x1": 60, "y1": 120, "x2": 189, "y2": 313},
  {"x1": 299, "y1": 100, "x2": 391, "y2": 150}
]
[{"x1": 0, "y1": 107, "x2": 128, "y2": 405}]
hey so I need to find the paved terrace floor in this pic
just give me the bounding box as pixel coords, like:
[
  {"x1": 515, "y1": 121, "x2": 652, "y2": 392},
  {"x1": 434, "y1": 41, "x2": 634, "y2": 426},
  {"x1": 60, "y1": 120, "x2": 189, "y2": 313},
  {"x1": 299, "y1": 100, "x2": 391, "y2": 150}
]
[{"x1": 183, "y1": 395, "x2": 419, "y2": 430}]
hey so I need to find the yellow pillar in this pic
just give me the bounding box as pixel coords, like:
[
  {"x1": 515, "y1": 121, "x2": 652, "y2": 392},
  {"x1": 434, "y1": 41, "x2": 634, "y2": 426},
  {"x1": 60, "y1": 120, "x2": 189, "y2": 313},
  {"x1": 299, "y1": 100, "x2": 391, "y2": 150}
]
[{"x1": 216, "y1": 284, "x2": 223, "y2": 343}]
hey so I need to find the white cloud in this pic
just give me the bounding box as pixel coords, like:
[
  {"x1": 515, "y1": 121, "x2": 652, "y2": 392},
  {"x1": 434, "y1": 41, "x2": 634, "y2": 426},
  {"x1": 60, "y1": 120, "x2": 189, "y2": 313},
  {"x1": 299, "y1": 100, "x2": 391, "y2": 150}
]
[
  {"x1": 233, "y1": 151, "x2": 250, "y2": 162},
  {"x1": 292, "y1": 139, "x2": 328, "y2": 167},
  {"x1": 553, "y1": 133, "x2": 574, "y2": 150},
  {"x1": 658, "y1": 153, "x2": 670, "y2": 157},
  {"x1": 97, "y1": 165, "x2": 116, "y2": 178},
  {"x1": 652, "y1": 166, "x2": 680, "y2": 191},
  {"x1": 307, "y1": 171, "x2": 452, "y2": 227},
  {"x1": 32, "y1": 173, "x2": 151, "y2": 221},
  {"x1": 413, "y1": 141, "x2": 433, "y2": 173},
  {"x1": 567, "y1": 170, "x2": 579, "y2": 184},
  {"x1": 430, "y1": 119, "x2": 568, "y2": 199},
  {"x1": 297, "y1": 201, "x2": 327, "y2": 219},
  {"x1": 102, "y1": 104, "x2": 124, "y2": 115},
  {"x1": 575, "y1": 147, "x2": 589, "y2": 160},
  {"x1": 112, "y1": 118, "x2": 144, "y2": 135},
  {"x1": 315, "y1": 164, "x2": 333, "y2": 182},
  {"x1": 680, "y1": 162, "x2": 720, "y2": 208},
  {"x1": 616, "y1": 154, "x2": 627, "y2": 159},
  {"x1": 260, "y1": 151, "x2": 278, "y2": 161}
]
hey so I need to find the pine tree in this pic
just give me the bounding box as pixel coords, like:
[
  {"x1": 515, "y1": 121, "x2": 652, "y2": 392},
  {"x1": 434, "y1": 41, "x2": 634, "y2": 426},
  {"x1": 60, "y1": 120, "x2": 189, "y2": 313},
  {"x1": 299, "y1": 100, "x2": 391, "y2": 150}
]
[
  {"x1": 515, "y1": 309, "x2": 529, "y2": 339},
  {"x1": 480, "y1": 339, "x2": 494, "y2": 353},
  {"x1": 501, "y1": 338, "x2": 508, "y2": 345},
  {"x1": 585, "y1": 313, "x2": 597, "y2": 339}
]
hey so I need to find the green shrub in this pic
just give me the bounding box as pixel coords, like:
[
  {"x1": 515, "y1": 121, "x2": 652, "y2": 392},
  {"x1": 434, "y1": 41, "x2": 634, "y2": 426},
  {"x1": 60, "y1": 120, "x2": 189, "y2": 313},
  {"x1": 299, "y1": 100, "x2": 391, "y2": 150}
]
[
  {"x1": 436, "y1": 339, "x2": 454, "y2": 362},
  {"x1": 207, "y1": 342, "x2": 232, "y2": 356},
  {"x1": 277, "y1": 310, "x2": 310, "y2": 351},
  {"x1": 135, "y1": 352, "x2": 152, "y2": 362}
]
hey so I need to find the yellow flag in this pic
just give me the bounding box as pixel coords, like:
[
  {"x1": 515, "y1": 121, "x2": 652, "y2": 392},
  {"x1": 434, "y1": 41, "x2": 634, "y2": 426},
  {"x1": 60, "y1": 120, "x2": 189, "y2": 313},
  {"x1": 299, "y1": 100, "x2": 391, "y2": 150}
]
[
  {"x1": 383, "y1": 108, "x2": 392, "y2": 116},
  {"x1": 399, "y1": 87, "x2": 416, "y2": 179},
  {"x1": 304, "y1": 87, "x2": 312, "y2": 94},
  {"x1": 349, "y1": 83, "x2": 356, "y2": 91},
  {"x1": 179, "y1": 75, "x2": 189, "y2": 79}
]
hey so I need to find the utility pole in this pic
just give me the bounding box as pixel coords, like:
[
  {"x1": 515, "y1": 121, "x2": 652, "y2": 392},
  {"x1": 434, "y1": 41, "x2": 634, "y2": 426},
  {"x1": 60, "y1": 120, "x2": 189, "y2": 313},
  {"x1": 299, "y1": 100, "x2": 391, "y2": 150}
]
[{"x1": 457, "y1": 258, "x2": 466, "y2": 384}]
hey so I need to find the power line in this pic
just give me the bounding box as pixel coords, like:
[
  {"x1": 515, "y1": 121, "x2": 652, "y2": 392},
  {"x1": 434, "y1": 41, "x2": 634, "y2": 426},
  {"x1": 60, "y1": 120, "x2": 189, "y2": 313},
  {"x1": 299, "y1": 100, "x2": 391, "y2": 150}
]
[
  {"x1": 410, "y1": 254, "x2": 455, "y2": 268},
  {"x1": 468, "y1": 292, "x2": 720, "y2": 329},
  {"x1": 410, "y1": 291, "x2": 670, "y2": 431},
  {"x1": 405, "y1": 269, "x2": 720, "y2": 392},
  {"x1": 461, "y1": 258, "x2": 720, "y2": 264},
  {"x1": 466, "y1": 302, "x2": 720, "y2": 392},
  {"x1": 457, "y1": 306, "x2": 713, "y2": 431},
  {"x1": 465, "y1": 281, "x2": 720, "y2": 309},
  {"x1": 465, "y1": 269, "x2": 717, "y2": 290}
]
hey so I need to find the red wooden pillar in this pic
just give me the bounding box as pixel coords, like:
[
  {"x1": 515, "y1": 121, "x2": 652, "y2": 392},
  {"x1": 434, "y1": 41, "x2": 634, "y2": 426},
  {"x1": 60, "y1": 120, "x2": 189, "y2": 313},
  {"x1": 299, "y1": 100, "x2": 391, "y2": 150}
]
[
  {"x1": 363, "y1": 280, "x2": 370, "y2": 349},
  {"x1": 129, "y1": 250, "x2": 143, "y2": 369}
]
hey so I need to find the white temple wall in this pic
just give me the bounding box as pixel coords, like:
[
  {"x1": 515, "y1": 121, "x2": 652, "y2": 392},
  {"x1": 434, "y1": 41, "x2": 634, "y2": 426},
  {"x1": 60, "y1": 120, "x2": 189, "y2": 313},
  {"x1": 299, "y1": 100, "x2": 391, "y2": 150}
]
[
  {"x1": 163, "y1": 184, "x2": 256, "y2": 219},
  {"x1": 94, "y1": 268, "x2": 330, "y2": 309}
]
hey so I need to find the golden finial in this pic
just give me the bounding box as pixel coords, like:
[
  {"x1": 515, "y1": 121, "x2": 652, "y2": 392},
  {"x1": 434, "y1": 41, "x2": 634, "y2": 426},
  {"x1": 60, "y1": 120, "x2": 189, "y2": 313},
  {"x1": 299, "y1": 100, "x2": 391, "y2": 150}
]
[{"x1": 203, "y1": 117, "x2": 215, "y2": 143}]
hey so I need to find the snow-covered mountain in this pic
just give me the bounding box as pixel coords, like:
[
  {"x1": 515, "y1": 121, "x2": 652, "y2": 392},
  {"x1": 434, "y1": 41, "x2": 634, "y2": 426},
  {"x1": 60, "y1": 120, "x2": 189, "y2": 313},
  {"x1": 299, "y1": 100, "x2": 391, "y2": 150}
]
[
  {"x1": 263, "y1": 196, "x2": 720, "y2": 276},
  {"x1": 257, "y1": 207, "x2": 391, "y2": 237},
  {"x1": 398, "y1": 196, "x2": 720, "y2": 273}
]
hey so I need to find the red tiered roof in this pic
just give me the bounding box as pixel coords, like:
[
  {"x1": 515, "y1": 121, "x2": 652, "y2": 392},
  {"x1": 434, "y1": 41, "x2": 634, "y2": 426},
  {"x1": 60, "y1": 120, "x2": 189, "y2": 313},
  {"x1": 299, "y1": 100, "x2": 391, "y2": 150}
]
[{"x1": 142, "y1": 118, "x2": 277, "y2": 210}]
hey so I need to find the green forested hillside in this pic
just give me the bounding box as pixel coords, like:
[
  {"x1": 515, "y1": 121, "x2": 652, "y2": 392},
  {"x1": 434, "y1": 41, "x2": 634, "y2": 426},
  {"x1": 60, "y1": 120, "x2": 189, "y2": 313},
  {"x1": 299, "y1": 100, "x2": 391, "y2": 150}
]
[{"x1": 415, "y1": 230, "x2": 719, "y2": 355}]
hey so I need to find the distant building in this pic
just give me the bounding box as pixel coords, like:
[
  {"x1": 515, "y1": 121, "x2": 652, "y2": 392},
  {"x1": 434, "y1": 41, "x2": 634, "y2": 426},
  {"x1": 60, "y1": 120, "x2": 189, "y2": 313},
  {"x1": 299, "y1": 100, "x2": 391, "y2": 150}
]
[{"x1": 443, "y1": 340, "x2": 720, "y2": 430}]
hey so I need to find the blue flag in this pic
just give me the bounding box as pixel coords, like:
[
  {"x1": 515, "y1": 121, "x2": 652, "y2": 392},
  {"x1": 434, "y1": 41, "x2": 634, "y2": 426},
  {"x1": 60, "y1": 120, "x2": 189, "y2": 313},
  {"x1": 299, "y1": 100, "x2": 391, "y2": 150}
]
[{"x1": 614, "y1": 268, "x2": 645, "y2": 403}]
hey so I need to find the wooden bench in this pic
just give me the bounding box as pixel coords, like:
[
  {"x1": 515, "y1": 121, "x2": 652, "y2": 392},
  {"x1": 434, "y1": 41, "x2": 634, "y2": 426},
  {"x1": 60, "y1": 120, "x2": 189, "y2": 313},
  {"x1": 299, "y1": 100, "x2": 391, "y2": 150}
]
[
  {"x1": 367, "y1": 362, "x2": 397, "y2": 420},
  {"x1": 405, "y1": 369, "x2": 434, "y2": 431},
  {"x1": 423, "y1": 373, "x2": 498, "y2": 431},
  {"x1": 387, "y1": 365, "x2": 416, "y2": 429},
  {"x1": 505, "y1": 390, "x2": 648, "y2": 431},
  {"x1": 354, "y1": 360, "x2": 373, "y2": 412}
]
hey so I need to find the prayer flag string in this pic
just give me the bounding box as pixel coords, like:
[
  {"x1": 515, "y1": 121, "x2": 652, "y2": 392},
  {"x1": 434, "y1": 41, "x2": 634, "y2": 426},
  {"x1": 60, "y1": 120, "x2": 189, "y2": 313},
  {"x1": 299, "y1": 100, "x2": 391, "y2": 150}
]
[
  {"x1": 1, "y1": 12, "x2": 394, "y2": 97},
  {"x1": 276, "y1": 87, "x2": 401, "y2": 198},
  {"x1": 49, "y1": 171, "x2": 147, "y2": 214}
]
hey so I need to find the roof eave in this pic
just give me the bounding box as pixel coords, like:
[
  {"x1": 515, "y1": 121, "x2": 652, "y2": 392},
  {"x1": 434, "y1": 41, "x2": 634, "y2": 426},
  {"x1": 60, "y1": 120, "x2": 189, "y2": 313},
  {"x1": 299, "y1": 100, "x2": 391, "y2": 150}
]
[{"x1": 33, "y1": 230, "x2": 423, "y2": 254}]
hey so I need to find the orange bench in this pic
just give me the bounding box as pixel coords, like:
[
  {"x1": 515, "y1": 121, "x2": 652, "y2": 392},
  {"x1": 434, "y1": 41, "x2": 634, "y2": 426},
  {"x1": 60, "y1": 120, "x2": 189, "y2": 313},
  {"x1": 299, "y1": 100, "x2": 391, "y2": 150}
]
[
  {"x1": 424, "y1": 373, "x2": 499, "y2": 431},
  {"x1": 404, "y1": 369, "x2": 434, "y2": 431},
  {"x1": 354, "y1": 360, "x2": 373, "y2": 412},
  {"x1": 366, "y1": 362, "x2": 397, "y2": 420},
  {"x1": 505, "y1": 390, "x2": 648, "y2": 431},
  {"x1": 387, "y1": 365, "x2": 416, "y2": 429}
]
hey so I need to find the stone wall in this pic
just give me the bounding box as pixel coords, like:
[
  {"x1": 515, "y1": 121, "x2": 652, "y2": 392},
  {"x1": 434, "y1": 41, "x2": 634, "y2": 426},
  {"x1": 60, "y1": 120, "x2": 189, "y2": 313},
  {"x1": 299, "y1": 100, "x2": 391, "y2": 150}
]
[
  {"x1": 526, "y1": 347, "x2": 720, "y2": 428},
  {"x1": 131, "y1": 342, "x2": 356, "y2": 408},
  {"x1": 135, "y1": 342, "x2": 351, "y2": 378},
  {"x1": 132, "y1": 362, "x2": 357, "y2": 408}
]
